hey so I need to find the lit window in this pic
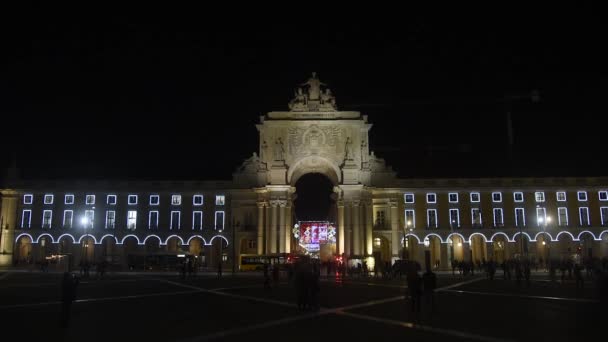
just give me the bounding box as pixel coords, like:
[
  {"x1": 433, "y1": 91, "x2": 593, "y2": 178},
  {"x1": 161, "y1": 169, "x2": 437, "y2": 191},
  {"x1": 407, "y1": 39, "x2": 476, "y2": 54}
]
[
  {"x1": 65, "y1": 194, "x2": 74, "y2": 205},
  {"x1": 128, "y1": 195, "x2": 138, "y2": 205},
  {"x1": 578, "y1": 191, "x2": 588, "y2": 202},
  {"x1": 493, "y1": 208, "x2": 504, "y2": 227},
  {"x1": 44, "y1": 194, "x2": 54, "y2": 205},
  {"x1": 215, "y1": 211, "x2": 225, "y2": 230},
  {"x1": 193, "y1": 211, "x2": 203, "y2": 230},
  {"x1": 149, "y1": 211, "x2": 159, "y2": 230},
  {"x1": 150, "y1": 195, "x2": 160, "y2": 206},
  {"x1": 105, "y1": 211, "x2": 116, "y2": 229},
  {"x1": 599, "y1": 191, "x2": 608, "y2": 201},
  {"x1": 170, "y1": 211, "x2": 181, "y2": 229},
  {"x1": 449, "y1": 209, "x2": 460, "y2": 228},
  {"x1": 216, "y1": 195, "x2": 225, "y2": 206},
  {"x1": 536, "y1": 207, "x2": 546, "y2": 225},
  {"x1": 42, "y1": 210, "x2": 52, "y2": 228},
  {"x1": 470, "y1": 192, "x2": 480, "y2": 203},
  {"x1": 471, "y1": 208, "x2": 482, "y2": 227},
  {"x1": 579, "y1": 207, "x2": 590, "y2": 226},
  {"x1": 448, "y1": 193, "x2": 458, "y2": 203},
  {"x1": 107, "y1": 195, "x2": 117, "y2": 205},
  {"x1": 492, "y1": 192, "x2": 502, "y2": 203},
  {"x1": 558, "y1": 207, "x2": 568, "y2": 226},
  {"x1": 21, "y1": 210, "x2": 32, "y2": 228},
  {"x1": 601, "y1": 207, "x2": 608, "y2": 226},
  {"x1": 171, "y1": 195, "x2": 182, "y2": 205},
  {"x1": 375, "y1": 210, "x2": 386, "y2": 227},
  {"x1": 515, "y1": 208, "x2": 525, "y2": 227},
  {"x1": 86, "y1": 195, "x2": 95, "y2": 205},
  {"x1": 514, "y1": 192, "x2": 524, "y2": 202},
  {"x1": 84, "y1": 210, "x2": 94, "y2": 228},
  {"x1": 427, "y1": 209, "x2": 437, "y2": 228},
  {"x1": 23, "y1": 194, "x2": 33, "y2": 205},
  {"x1": 193, "y1": 195, "x2": 204, "y2": 206},
  {"x1": 63, "y1": 210, "x2": 73, "y2": 228},
  {"x1": 426, "y1": 193, "x2": 436, "y2": 204},
  {"x1": 556, "y1": 192, "x2": 567, "y2": 202},
  {"x1": 404, "y1": 193, "x2": 415, "y2": 203},
  {"x1": 404, "y1": 210, "x2": 415, "y2": 229},
  {"x1": 127, "y1": 211, "x2": 137, "y2": 230},
  {"x1": 374, "y1": 238, "x2": 381, "y2": 247},
  {"x1": 535, "y1": 192, "x2": 545, "y2": 202}
]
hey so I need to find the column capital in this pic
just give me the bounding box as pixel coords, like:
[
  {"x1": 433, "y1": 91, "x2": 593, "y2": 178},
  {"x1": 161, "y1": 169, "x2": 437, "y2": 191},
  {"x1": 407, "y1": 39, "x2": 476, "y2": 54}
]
[
  {"x1": 278, "y1": 200, "x2": 288, "y2": 208},
  {"x1": 269, "y1": 200, "x2": 280, "y2": 207},
  {"x1": 389, "y1": 199, "x2": 399, "y2": 208},
  {"x1": 257, "y1": 201, "x2": 267, "y2": 208}
]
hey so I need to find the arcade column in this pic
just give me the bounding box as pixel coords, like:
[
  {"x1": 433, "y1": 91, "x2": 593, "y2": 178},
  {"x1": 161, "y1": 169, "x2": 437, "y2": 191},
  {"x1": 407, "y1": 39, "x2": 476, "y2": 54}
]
[
  {"x1": 279, "y1": 201, "x2": 286, "y2": 253},
  {"x1": 0, "y1": 191, "x2": 18, "y2": 266},
  {"x1": 344, "y1": 202, "x2": 351, "y2": 256},
  {"x1": 270, "y1": 201, "x2": 278, "y2": 254},
  {"x1": 390, "y1": 200, "x2": 399, "y2": 259},
  {"x1": 284, "y1": 203, "x2": 292, "y2": 254},
  {"x1": 352, "y1": 201, "x2": 360, "y2": 255},
  {"x1": 257, "y1": 202, "x2": 265, "y2": 255},
  {"x1": 365, "y1": 201, "x2": 373, "y2": 256},
  {"x1": 337, "y1": 200, "x2": 345, "y2": 255}
]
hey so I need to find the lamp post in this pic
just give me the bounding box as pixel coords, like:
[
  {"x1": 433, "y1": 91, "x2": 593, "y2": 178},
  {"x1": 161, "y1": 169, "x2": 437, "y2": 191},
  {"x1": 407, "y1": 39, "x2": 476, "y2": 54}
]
[
  {"x1": 539, "y1": 216, "x2": 551, "y2": 268},
  {"x1": 402, "y1": 220, "x2": 412, "y2": 260},
  {"x1": 80, "y1": 217, "x2": 90, "y2": 265}
]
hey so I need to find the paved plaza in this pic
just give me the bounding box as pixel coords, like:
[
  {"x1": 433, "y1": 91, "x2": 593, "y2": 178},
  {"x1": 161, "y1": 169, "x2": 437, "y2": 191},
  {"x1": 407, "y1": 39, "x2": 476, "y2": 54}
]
[{"x1": 0, "y1": 270, "x2": 602, "y2": 342}]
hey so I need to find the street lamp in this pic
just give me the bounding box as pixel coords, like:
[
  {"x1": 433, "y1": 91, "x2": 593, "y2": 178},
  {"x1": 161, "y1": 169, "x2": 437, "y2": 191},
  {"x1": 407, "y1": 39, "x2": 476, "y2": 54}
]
[
  {"x1": 402, "y1": 220, "x2": 412, "y2": 260},
  {"x1": 539, "y1": 216, "x2": 551, "y2": 268},
  {"x1": 81, "y1": 217, "x2": 90, "y2": 264}
]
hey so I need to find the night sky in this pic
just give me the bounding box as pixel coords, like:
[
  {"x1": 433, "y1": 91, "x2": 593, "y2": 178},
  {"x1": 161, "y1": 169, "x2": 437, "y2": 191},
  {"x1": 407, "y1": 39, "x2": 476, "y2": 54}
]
[{"x1": 2, "y1": 14, "x2": 606, "y2": 182}]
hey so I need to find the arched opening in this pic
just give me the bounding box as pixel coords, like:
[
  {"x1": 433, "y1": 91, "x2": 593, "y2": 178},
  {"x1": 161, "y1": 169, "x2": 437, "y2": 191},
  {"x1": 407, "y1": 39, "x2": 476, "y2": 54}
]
[
  {"x1": 294, "y1": 173, "x2": 335, "y2": 222},
  {"x1": 15, "y1": 236, "x2": 33, "y2": 265}
]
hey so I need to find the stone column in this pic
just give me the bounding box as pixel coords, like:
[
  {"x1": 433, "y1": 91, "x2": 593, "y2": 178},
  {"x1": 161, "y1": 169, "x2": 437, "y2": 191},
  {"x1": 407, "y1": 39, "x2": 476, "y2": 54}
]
[
  {"x1": 344, "y1": 202, "x2": 351, "y2": 256},
  {"x1": 352, "y1": 201, "x2": 360, "y2": 256},
  {"x1": 270, "y1": 201, "x2": 278, "y2": 254},
  {"x1": 365, "y1": 201, "x2": 373, "y2": 256},
  {"x1": 265, "y1": 205, "x2": 271, "y2": 254},
  {"x1": 440, "y1": 243, "x2": 449, "y2": 271},
  {"x1": 486, "y1": 242, "x2": 494, "y2": 261},
  {"x1": 285, "y1": 203, "x2": 292, "y2": 254},
  {"x1": 390, "y1": 200, "x2": 399, "y2": 259},
  {"x1": 279, "y1": 201, "x2": 286, "y2": 253},
  {"x1": 0, "y1": 192, "x2": 18, "y2": 266},
  {"x1": 338, "y1": 200, "x2": 345, "y2": 255},
  {"x1": 257, "y1": 202, "x2": 265, "y2": 255}
]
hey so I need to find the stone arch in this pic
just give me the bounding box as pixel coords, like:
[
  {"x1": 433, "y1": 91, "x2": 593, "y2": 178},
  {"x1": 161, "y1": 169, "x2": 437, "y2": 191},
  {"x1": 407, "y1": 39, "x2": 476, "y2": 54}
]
[
  {"x1": 489, "y1": 232, "x2": 511, "y2": 243},
  {"x1": 165, "y1": 235, "x2": 185, "y2": 253},
  {"x1": 187, "y1": 235, "x2": 206, "y2": 257},
  {"x1": 56, "y1": 234, "x2": 77, "y2": 244},
  {"x1": 288, "y1": 156, "x2": 341, "y2": 186},
  {"x1": 423, "y1": 233, "x2": 445, "y2": 244},
  {"x1": 555, "y1": 231, "x2": 577, "y2": 242},
  {"x1": 446, "y1": 233, "x2": 467, "y2": 245},
  {"x1": 143, "y1": 235, "x2": 163, "y2": 246},
  {"x1": 468, "y1": 232, "x2": 488, "y2": 244},
  {"x1": 209, "y1": 235, "x2": 229, "y2": 246},
  {"x1": 14, "y1": 234, "x2": 33, "y2": 265},
  {"x1": 36, "y1": 233, "x2": 55, "y2": 244},
  {"x1": 404, "y1": 233, "x2": 421, "y2": 244},
  {"x1": 577, "y1": 230, "x2": 597, "y2": 241},
  {"x1": 512, "y1": 232, "x2": 533, "y2": 242},
  {"x1": 599, "y1": 230, "x2": 608, "y2": 240},
  {"x1": 78, "y1": 235, "x2": 99, "y2": 244},
  {"x1": 99, "y1": 234, "x2": 118, "y2": 245},
  {"x1": 534, "y1": 231, "x2": 554, "y2": 242},
  {"x1": 372, "y1": 235, "x2": 390, "y2": 263},
  {"x1": 120, "y1": 235, "x2": 141, "y2": 245}
]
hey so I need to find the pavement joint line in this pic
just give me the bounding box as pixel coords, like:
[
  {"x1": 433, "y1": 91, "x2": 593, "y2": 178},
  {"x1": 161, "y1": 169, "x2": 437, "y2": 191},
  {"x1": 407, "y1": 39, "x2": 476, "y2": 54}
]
[
  {"x1": 336, "y1": 311, "x2": 515, "y2": 342},
  {"x1": 435, "y1": 277, "x2": 485, "y2": 292},
  {"x1": 441, "y1": 289, "x2": 599, "y2": 303},
  {"x1": 0, "y1": 289, "x2": 203, "y2": 310}
]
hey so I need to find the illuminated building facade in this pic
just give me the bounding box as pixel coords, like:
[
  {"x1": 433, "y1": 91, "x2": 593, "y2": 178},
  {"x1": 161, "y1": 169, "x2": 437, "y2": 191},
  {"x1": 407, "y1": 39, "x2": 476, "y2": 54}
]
[{"x1": 1, "y1": 74, "x2": 607, "y2": 270}]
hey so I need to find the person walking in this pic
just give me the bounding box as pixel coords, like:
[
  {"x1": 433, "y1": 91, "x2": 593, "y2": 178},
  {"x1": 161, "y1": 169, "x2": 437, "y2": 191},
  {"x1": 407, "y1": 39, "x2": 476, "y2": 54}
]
[{"x1": 60, "y1": 272, "x2": 80, "y2": 328}]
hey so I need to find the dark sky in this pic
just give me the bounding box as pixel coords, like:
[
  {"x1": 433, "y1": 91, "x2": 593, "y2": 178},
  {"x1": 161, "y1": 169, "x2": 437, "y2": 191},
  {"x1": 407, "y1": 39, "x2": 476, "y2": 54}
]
[{"x1": 2, "y1": 13, "x2": 606, "y2": 182}]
